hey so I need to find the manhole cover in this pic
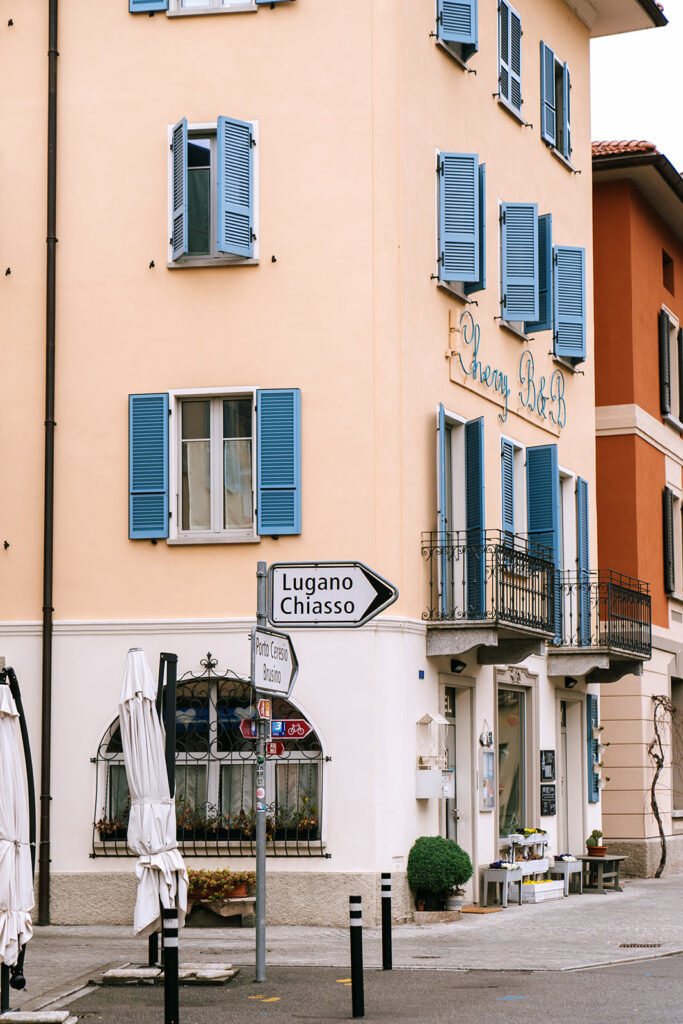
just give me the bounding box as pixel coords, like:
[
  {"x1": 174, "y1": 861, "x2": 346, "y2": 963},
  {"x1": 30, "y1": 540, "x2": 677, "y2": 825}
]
[{"x1": 618, "y1": 943, "x2": 662, "y2": 948}]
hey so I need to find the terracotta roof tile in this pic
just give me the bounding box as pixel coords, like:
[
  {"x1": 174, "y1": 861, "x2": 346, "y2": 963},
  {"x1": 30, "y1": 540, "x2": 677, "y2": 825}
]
[{"x1": 592, "y1": 140, "x2": 659, "y2": 157}]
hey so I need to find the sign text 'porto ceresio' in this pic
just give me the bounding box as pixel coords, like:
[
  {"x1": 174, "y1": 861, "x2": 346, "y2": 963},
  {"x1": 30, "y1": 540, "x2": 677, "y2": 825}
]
[{"x1": 455, "y1": 309, "x2": 567, "y2": 430}]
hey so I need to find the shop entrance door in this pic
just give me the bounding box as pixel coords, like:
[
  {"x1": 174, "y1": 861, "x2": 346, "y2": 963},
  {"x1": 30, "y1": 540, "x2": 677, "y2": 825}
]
[
  {"x1": 443, "y1": 685, "x2": 475, "y2": 897},
  {"x1": 558, "y1": 697, "x2": 584, "y2": 854}
]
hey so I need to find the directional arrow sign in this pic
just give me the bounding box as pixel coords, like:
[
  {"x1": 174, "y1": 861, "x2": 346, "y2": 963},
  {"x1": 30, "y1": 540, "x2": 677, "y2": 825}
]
[
  {"x1": 268, "y1": 561, "x2": 398, "y2": 628},
  {"x1": 252, "y1": 627, "x2": 298, "y2": 698}
]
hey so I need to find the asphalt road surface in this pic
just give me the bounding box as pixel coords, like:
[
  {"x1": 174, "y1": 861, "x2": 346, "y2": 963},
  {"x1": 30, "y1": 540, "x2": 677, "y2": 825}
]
[{"x1": 65, "y1": 955, "x2": 683, "y2": 1024}]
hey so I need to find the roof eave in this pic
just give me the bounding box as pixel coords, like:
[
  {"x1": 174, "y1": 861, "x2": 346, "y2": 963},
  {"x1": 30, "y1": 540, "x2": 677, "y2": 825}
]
[{"x1": 566, "y1": 0, "x2": 667, "y2": 37}]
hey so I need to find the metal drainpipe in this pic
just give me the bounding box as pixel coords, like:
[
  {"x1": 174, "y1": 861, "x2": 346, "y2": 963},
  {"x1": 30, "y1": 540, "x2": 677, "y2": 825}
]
[{"x1": 39, "y1": 0, "x2": 59, "y2": 926}]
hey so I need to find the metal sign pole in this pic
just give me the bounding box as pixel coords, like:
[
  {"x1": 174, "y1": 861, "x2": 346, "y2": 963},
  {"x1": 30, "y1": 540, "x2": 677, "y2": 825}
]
[{"x1": 254, "y1": 562, "x2": 268, "y2": 983}]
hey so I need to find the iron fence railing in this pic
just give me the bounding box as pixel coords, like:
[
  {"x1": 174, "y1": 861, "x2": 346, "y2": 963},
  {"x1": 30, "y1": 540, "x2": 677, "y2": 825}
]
[
  {"x1": 551, "y1": 569, "x2": 651, "y2": 657},
  {"x1": 421, "y1": 530, "x2": 555, "y2": 634}
]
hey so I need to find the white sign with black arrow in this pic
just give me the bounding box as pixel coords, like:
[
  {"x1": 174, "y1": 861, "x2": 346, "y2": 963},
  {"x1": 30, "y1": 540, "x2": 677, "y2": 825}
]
[
  {"x1": 268, "y1": 561, "x2": 399, "y2": 628},
  {"x1": 251, "y1": 627, "x2": 298, "y2": 698}
]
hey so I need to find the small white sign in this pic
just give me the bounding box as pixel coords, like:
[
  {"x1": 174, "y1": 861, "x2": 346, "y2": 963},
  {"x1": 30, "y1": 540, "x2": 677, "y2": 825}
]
[{"x1": 252, "y1": 627, "x2": 298, "y2": 697}]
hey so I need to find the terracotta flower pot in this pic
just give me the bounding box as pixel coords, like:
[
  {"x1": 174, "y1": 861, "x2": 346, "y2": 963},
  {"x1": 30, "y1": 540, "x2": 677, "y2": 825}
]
[
  {"x1": 586, "y1": 845, "x2": 607, "y2": 857},
  {"x1": 229, "y1": 881, "x2": 249, "y2": 898}
]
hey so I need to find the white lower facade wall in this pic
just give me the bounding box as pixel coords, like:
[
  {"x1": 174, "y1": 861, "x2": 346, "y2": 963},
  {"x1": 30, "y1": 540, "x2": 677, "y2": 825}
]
[{"x1": 0, "y1": 617, "x2": 600, "y2": 925}]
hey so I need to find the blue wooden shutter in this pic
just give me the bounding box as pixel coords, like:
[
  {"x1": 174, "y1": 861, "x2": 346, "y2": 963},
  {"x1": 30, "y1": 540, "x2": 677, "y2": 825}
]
[
  {"x1": 576, "y1": 477, "x2": 590, "y2": 646},
  {"x1": 257, "y1": 389, "x2": 301, "y2": 535},
  {"x1": 438, "y1": 153, "x2": 479, "y2": 283},
  {"x1": 501, "y1": 202, "x2": 538, "y2": 321},
  {"x1": 465, "y1": 418, "x2": 485, "y2": 618},
  {"x1": 501, "y1": 439, "x2": 514, "y2": 539},
  {"x1": 553, "y1": 245, "x2": 585, "y2": 363},
  {"x1": 526, "y1": 444, "x2": 560, "y2": 640},
  {"x1": 498, "y1": 1, "x2": 510, "y2": 103},
  {"x1": 129, "y1": 394, "x2": 169, "y2": 540},
  {"x1": 464, "y1": 163, "x2": 486, "y2": 296},
  {"x1": 499, "y1": 2, "x2": 521, "y2": 108},
  {"x1": 131, "y1": 0, "x2": 167, "y2": 10},
  {"x1": 659, "y1": 310, "x2": 671, "y2": 416},
  {"x1": 437, "y1": 404, "x2": 449, "y2": 618},
  {"x1": 437, "y1": 0, "x2": 477, "y2": 48},
  {"x1": 540, "y1": 42, "x2": 556, "y2": 144},
  {"x1": 586, "y1": 694, "x2": 599, "y2": 803},
  {"x1": 663, "y1": 487, "x2": 675, "y2": 594},
  {"x1": 562, "y1": 63, "x2": 571, "y2": 159},
  {"x1": 524, "y1": 213, "x2": 552, "y2": 333},
  {"x1": 217, "y1": 116, "x2": 254, "y2": 258},
  {"x1": 171, "y1": 118, "x2": 188, "y2": 261}
]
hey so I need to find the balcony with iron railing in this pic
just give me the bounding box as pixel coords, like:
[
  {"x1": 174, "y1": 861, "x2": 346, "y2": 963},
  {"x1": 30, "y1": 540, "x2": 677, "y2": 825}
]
[{"x1": 421, "y1": 530, "x2": 556, "y2": 663}]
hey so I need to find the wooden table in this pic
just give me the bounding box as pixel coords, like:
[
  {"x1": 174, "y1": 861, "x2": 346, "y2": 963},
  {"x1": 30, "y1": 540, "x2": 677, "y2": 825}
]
[{"x1": 578, "y1": 854, "x2": 627, "y2": 893}]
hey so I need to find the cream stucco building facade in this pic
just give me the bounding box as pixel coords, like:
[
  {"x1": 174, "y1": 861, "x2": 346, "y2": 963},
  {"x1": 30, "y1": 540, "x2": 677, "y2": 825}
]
[{"x1": 0, "y1": 0, "x2": 665, "y2": 925}]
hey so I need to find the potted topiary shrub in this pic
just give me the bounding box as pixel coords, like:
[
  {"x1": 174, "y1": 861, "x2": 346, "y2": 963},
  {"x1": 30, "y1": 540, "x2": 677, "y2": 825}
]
[
  {"x1": 407, "y1": 836, "x2": 473, "y2": 914},
  {"x1": 586, "y1": 829, "x2": 607, "y2": 856}
]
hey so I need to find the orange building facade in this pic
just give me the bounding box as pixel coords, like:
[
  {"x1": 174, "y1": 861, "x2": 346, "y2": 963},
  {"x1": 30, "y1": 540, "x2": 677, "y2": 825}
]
[{"x1": 594, "y1": 141, "x2": 683, "y2": 873}]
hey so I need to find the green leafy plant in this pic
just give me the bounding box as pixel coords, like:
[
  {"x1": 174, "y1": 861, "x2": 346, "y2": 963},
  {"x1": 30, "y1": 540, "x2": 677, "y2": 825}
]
[
  {"x1": 407, "y1": 836, "x2": 473, "y2": 901},
  {"x1": 586, "y1": 829, "x2": 603, "y2": 848},
  {"x1": 187, "y1": 868, "x2": 256, "y2": 902}
]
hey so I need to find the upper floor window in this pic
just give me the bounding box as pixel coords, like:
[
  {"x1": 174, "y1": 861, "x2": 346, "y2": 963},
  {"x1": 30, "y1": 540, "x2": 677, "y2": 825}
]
[
  {"x1": 436, "y1": 151, "x2": 485, "y2": 297},
  {"x1": 540, "y1": 42, "x2": 571, "y2": 163},
  {"x1": 498, "y1": 1, "x2": 522, "y2": 117},
  {"x1": 663, "y1": 250, "x2": 675, "y2": 295},
  {"x1": 659, "y1": 308, "x2": 683, "y2": 428},
  {"x1": 435, "y1": 0, "x2": 478, "y2": 65},
  {"x1": 130, "y1": 0, "x2": 294, "y2": 16}
]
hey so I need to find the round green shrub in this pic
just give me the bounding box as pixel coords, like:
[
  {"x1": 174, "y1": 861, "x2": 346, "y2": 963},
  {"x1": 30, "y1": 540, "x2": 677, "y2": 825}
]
[{"x1": 407, "y1": 836, "x2": 473, "y2": 897}]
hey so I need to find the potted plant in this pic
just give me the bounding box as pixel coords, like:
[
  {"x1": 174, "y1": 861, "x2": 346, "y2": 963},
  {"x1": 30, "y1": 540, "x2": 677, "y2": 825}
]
[
  {"x1": 586, "y1": 829, "x2": 607, "y2": 856},
  {"x1": 187, "y1": 868, "x2": 256, "y2": 904},
  {"x1": 407, "y1": 836, "x2": 473, "y2": 913}
]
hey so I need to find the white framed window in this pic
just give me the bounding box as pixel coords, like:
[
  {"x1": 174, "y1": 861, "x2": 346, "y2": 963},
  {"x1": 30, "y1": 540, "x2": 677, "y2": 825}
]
[
  {"x1": 659, "y1": 307, "x2": 682, "y2": 430},
  {"x1": 501, "y1": 436, "x2": 525, "y2": 538},
  {"x1": 167, "y1": 119, "x2": 259, "y2": 269},
  {"x1": 540, "y1": 42, "x2": 571, "y2": 164},
  {"x1": 168, "y1": 0, "x2": 256, "y2": 15}
]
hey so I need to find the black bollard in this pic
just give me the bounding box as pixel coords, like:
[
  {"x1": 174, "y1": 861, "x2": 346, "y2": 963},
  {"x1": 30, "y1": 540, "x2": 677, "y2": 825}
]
[
  {"x1": 162, "y1": 907, "x2": 179, "y2": 1024},
  {"x1": 381, "y1": 873, "x2": 392, "y2": 971},
  {"x1": 348, "y1": 895, "x2": 364, "y2": 1019},
  {"x1": 1, "y1": 964, "x2": 9, "y2": 1014}
]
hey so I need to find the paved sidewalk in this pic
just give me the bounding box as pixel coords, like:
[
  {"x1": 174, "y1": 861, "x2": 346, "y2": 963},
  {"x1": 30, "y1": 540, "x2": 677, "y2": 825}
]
[{"x1": 11, "y1": 873, "x2": 683, "y2": 1014}]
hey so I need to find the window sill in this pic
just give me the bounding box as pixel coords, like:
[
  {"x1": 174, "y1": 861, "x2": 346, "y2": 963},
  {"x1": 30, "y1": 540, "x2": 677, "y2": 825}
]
[
  {"x1": 664, "y1": 413, "x2": 683, "y2": 435},
  {"x1": 549, "y1": 146, "x2": 576, "y2": 173},
  {"x1": 437, "y1": 280, "x2": 475, "y2": 304},
  {"x1": 496, "y1": 97, "x2": 529, "y2": 127},
  {"x1": 167, "y1": 2, "x2": 256, "y2": 15},
  {"x1": 168, "y1": 533, "x2": 261, "y2": 545},
  {"x1": 168, "y1": 256, "x2": 259, "y2": 269},
  {"x1": 434, "y1": 38, "x2": 476, "y2": 71},
  {"x1": 672, "y1": 810, "x2": 683, "y2": 819},
  {"x1": 498, "y1": 319, "x2": 530, "y2": 341},
  {"x1": 553, "y1": 354, "x2": 580, "y2": 373}
]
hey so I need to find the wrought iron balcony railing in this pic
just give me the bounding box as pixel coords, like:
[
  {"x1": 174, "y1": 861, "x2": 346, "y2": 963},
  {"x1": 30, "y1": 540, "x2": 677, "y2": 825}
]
[
  {"x1": 551, "y1": 569, "x2": 651, "y2": 658},
  {"x1": 421, "y1": 530, "x2": 555, "y2": 634}
]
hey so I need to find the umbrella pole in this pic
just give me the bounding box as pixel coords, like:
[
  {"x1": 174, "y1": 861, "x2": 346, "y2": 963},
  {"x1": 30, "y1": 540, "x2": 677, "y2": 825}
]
[
  {"x1": 159, "y1": 653, "x2": 179, "y2": 1024},
  {"x1": 1, "y1": 965, "x2": 9, "y2": 1013}
]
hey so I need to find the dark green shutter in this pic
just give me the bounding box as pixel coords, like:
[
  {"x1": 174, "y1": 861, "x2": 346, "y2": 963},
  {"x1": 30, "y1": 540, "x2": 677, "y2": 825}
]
[
  {"x1": 587, "y1": 695, "x2": 599, "y2": 804},
  {"x1": 659, "y1": 310, "x2": 671, "y2": 416},
  {"x1": 663, "y1": 486, "x2": 675, "y2": 594}
]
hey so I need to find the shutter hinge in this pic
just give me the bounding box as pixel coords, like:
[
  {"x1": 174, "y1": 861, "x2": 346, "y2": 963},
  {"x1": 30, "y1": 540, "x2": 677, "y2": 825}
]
[
  {"x1": 553, "y1": 251, "x2": 558, "y2": 265},
  {"x1": 503, "y1": 294, "x2": 507, "y2": 308},
  {"x1": 250, "y1": 134, "x2": 256, "y2": 148},
  {"x1": 437, "y1": 157, "x2": 443, "y2": 175},
  {"x1": 501, "y1": 209, "x2": 506, "y2": 224}
]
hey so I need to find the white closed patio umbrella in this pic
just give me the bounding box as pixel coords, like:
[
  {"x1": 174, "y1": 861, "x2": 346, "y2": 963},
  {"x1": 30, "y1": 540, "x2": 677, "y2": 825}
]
[
  {"x1": 0, "y1": 685, "x2": 33, "y2": 967},
  {"x1": 119, "y1": 648, "x2": 188, "y2": 937}
]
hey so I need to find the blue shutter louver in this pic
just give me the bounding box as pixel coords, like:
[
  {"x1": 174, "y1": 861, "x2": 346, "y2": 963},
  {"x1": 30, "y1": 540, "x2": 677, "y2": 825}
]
[
  {"x1": 257, "y1": 389, "x2": 301, "y2": 535},
  {"x1": 464, "y1": 163, "x2": 486, "y2": 295},
  {"x1": 526, "y1": 444, "x2": 560, "y2": 641},
  {"x1": 217, "y1": 116, "x2": 254, "y2": 259},
  {"x1": 576, "y1": 477, "x2": 590, "y2": 646},
  {"x1": 540, "y1": 42, "x2": 556, "y2": 145},
  {"x1": 171, "y1": 118, "x2": 188, "y2": 260},
  {"x1": 659, "y1": 310, "x2": 671, "y2": 416},
  {"x1": 508, "y1": 8, "x2": 522, "y2": 111},
  {"x1": 438, "y1": 153, "x2": 479, "y2": 283},
  {"x1": 499, "y1": 1, "x2": 510, "y2": 102},
  {"x1": 501, "y1": 440, "x2": 514, "y2": 540},
  {"x1": 663, "y1": 487, "x2": 675, "y2": 594},
  {"x1": 554, "y1": 245, "x2": 586, "y2": 363},
  {"x1": 437, "y1": 0, "x2": 477, "y2": 49},
  {"x1": 562, "y1": 63, "x2": 571, "y2": 159},
  {"x1": 501, "y1": 202, "x2": 538, "y2": 321},
  {"x1": 465, "y1": 418, "x2": 485, "y2": 618},
  {"x1": 524, "y1": 213, "x2": 552, "y2": 333},
  {"x1": 587, "y1": 694, "x2": 600, "y2": 803},
  {"x1": 129, "y1": 394, "x2": 169, "y2": 540},
  {"x1": 130, "y1": 0, "x2": 167, "y2": 10}
]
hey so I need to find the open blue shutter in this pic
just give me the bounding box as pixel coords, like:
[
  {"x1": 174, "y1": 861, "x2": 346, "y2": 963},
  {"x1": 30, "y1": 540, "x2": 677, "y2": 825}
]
[
  {"x1": 464, "y1": 163, "x2": 486, "y2": 295},
  {"x1": 527, "y1": 444, "x2": 560, "y2": 640},
  {"x1": 540, "y1": 42, "x2": 556, "y2": 144},
  {"x1": 524, "y1": 214, "x2": 552, "y2": 333},
  {"x1": 217, "y1": 116, "x2": 254, "y2": 258},
  {"x1": 659, "y1": 310, "x2": 671, "y2": 416},
  {"x1": 257, "y1": 389, "x2": 301, "y2": 535},
  {"x1": 499, "y1": 2, "x2": 521, "y2": 108},
  {"x1": 501, "y1": 440, "x2": 514, "y2": 539},
  {"x1": 131, "y1": 0, "x2": 167, "y2": 10},
  {"x1": 498, "y1": 1, "x2": 510, "y2": 103},
  {"x1": 587, "y1": 694, "x2": 599, "y2": 803},
  {"x1": 501, "y1": 202, "x2": 538, "y2": 320},
  {"x1": 576, "y1": 477, "x2": 590, "y2": 646},
  {"x1": 171, "y1": 119, "x2": 188, "y2": 261},
  {"x1": 509, "y1": 7, "x2": 522, "y2": 111},
  {"x1": 437, "y1": 0, "x2": 477, "y2": 48},
  {"x1": 465, "y1": 418, "x2": 485, "y2": 618},
  {"x1": 129, "y1": 394, "x2": 168, "y2": 540},
  {"x1": 437, "y1": 404, "x2": 449, "y2": 618},
  {"x1": 663, "y1": 487, "x2": 675, "y2": 594},
  {"x1": 554, "y1": 245, "x2": 586, "y2": 363},
  {"x1": 563, "y1": 63, "x2": 571, "y2": 159},
  {"x1": 439, "y1": 153, "x2": 479, "y2": 283}
]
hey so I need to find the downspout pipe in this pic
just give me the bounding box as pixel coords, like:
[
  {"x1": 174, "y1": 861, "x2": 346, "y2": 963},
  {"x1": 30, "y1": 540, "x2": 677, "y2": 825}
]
[{"x1": 39, "y1": 0, "x2": 59, "y2": 926}]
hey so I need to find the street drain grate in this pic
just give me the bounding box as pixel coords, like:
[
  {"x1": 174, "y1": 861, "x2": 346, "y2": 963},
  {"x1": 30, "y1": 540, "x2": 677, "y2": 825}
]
[{"x1": 618, "y1": 943, "x2": 662, "y2": 948}]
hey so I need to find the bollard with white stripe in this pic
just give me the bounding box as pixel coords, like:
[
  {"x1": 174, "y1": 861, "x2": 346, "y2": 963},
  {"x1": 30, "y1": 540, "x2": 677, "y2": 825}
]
[
  {"x1": 381, "y1": 873, "x2": 392, "y2": 971},
  {"x1": 348, "y1": 895, "x2": 364, "y2": 1018},
  {"x1": 163, "y1": 906, "x2": 179, "y2": 1024}
]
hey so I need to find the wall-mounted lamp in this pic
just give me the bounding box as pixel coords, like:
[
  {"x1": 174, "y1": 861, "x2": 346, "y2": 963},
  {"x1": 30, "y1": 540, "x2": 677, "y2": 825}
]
[
  {"x1": 479, "y1": 719, "x2": 493, "y2": 747},
  {"x1": 450, "y1": 659, "x2": 466, "y2": 674},
  {"x1": 565, "y1": 677, "x2": 578, "y2": 689}
]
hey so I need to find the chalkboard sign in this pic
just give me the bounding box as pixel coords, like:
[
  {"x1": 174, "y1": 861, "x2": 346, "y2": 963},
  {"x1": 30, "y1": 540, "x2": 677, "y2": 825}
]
[
  {"x1": 540, "y1": 749, "x2": 556, "y2": 782},
  {"x1": 540, "y1": 783, "x2": 556, "y2": 816}
]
